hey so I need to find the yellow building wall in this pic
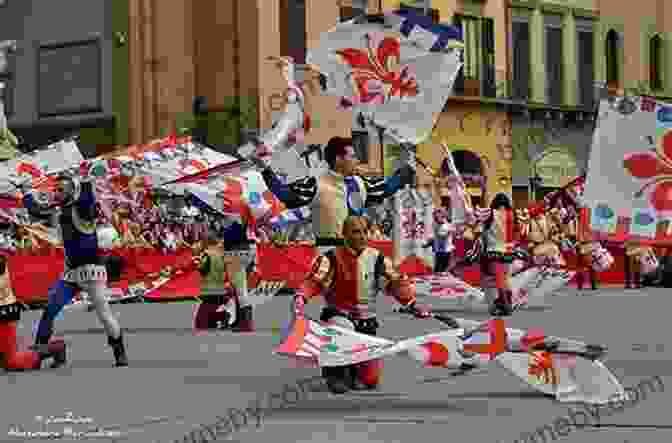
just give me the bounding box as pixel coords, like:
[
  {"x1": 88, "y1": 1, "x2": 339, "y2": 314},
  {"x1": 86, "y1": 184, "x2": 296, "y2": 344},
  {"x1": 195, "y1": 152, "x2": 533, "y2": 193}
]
[{"x1": 417, "y1": 104, "x2": 512, "y2": 207}]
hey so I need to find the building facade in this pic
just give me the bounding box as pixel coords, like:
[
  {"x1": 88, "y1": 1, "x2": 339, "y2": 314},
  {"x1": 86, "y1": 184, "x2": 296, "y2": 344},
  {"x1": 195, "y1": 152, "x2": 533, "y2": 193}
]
[
  {"x1": 375, "y1": 0, "x2": 514, "y2": 207},
  {"x1": 0, "y1": 0, "x2": 127, "y2": 157},
  {"x1": 0, "y1": 0, "x2": 377, "y2": 177},
  {"x1": 596, "y1": 0, "x2": 672, "y2": 97},
  {"x1": 510, "y1": 0, "x2": 672, "y2": 206},
  {"x1": 505, "y1": 0, "x2": 600, "y2": 206}
]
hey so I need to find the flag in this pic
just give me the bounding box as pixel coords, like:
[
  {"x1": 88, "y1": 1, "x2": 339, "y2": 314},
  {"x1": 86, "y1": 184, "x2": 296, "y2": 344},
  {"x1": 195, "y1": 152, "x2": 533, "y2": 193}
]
[
  {"x1": 590, "y1": 203, "x2": 618, "y2": 234},
  {"x1": 307, "y1": 9, "x2": 463, "y2": 145},
  {"x1": 268, "y1": 206, "x2": 312, "y2": 230},
  {"x1": 496, "y1": 352, "x2": 625, "y2": 404},
  {"x1": 414, "y1": 272, "x2": 486, "y2": 304},
  {"x1": 275, "y1": 309, "x2": 398, "y2": 368},
  {"x1": 630, "y1": 207, "x2": 658, "y2": 238},
  {"x1": 274, "y1": 315, "x2": 329, "y2": 365}
]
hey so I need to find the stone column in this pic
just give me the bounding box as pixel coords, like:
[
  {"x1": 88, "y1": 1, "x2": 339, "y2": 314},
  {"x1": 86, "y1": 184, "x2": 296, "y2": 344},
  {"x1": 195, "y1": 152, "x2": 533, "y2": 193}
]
[
  {"x1": 530, "y1": 9, "x2": 546, "y2": 103},
  {"x1": 563, "y1": 12, "x2": 577, "y2": 107}
]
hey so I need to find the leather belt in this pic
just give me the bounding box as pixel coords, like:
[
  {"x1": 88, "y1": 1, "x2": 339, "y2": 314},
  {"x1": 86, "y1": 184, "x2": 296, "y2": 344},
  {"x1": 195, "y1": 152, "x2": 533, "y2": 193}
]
[
  {"x1": 63, "y1": 264, "x2": 108, "y2": 285},
  {"x1": 0, "y1": 302, "x2": 21, "y2": 322}
]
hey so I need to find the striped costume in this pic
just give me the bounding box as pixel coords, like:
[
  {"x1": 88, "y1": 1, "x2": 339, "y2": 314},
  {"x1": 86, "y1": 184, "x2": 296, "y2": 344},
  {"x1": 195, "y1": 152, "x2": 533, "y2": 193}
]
[
  {"x1": 479, "y1": 205, "x2": 527, "y2": 316},
  {"x1": 261, "y1": 169, "x2": 407, "y2": 251},
  {"x1": 24, "y1": 176, "x2": 128, "y2": 367}
]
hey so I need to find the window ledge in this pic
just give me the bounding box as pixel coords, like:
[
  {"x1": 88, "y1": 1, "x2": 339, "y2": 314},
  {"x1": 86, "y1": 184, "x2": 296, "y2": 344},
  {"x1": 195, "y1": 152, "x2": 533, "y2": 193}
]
[
  {"x1": 444, "y1": 95, "x2": 600, "y2": 113},
  {"x1": 446, "y1": 95, "x2": 518, "y2": 106}
]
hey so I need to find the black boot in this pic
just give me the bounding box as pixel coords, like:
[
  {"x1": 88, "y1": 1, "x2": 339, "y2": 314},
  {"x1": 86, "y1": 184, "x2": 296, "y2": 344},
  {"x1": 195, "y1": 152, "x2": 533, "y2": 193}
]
[
  {"x1": 346, "y1": 364, "x2": 376, "y2": 391},
  {"x1": 31, "y1": 338, "x2": 67, "y2": 369},
  {"x1": 232, "y1": 305, "x2": 255, "y2": 332},
  {"x1": 581, "y1": 344, "x2": 608, "y2": 361},
  {"x1": 490, "y1": 290, "x2": 513, "y2": 316},
  {"x1": 322, "y1": 366, "x2": 349, "y2": 394},
  {"x1": 107, "y1": 332, "x2": 128, "y2": 367}
]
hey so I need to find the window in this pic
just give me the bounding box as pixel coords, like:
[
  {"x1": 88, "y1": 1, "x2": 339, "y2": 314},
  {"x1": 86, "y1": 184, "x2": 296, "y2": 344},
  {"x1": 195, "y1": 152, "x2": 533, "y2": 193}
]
[
  {"x1": 481, "y1": 18, "x2": 496, "y2": 97},
  {"x1": 280, "y1": 0, "x2": 306, "y2": 63},
  {"x1": 650, "y1": 35, "x2": 663, "y2": 91},
  {"x1": 453, "y1": 15, "x2": 496, "y2": 97},
  {"x1": 38, "y1": 38, "x2": 103, "y2": 117},
  {"x1": 605, "y1": 29, "x2": 619, "y2": 88},
  {"x1": 576, "y1": 19, "x2": 595, "y2": 108},
  {"x1": 545, "y1": 15, "x2": 563, "y2": 106},
  {"x1": 511, "y1": 17, "x2": 530, "y2": 99}
]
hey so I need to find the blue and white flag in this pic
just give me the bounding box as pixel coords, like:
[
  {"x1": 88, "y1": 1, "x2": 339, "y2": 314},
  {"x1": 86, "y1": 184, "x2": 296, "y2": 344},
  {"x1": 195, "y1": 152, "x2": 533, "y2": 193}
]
[{"x1": 307, "y1": 9, "x2": 463, "y2": 145}]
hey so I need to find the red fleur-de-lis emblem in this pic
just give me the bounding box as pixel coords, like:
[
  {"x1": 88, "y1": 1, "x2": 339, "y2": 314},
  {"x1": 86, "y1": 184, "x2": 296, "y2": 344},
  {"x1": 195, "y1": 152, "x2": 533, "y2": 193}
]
[
  {"x1": 528, "y1": 351, "x2": 559, "y2": 386},
  {"x1": 336, "y1": 32, "x2": 418, "y2": 108},
  {"x1": 623, "y1": 129, "x2": 672, "y2": 216}
]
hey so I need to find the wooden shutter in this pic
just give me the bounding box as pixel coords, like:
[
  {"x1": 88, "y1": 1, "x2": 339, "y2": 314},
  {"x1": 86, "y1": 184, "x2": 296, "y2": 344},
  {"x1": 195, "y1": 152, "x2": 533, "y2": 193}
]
[
  {"x1": 281, "y1": 0, "x2": 306, "y2": 64},
  {"x1": 512, "y1": 20, "x2": 530, "y2": 100},
  {"x1": 280, "y1": 0, "x2": 290, "y2": 58},
  {"x1": 577, "y1": 30, "x2": 594, "y2": 108},
  {"x1": 545, "y1": 26, "x2": 563, "y2": 105},
  {"x1": 481, "y1": 17, "x2": 496, "y2": 97}
]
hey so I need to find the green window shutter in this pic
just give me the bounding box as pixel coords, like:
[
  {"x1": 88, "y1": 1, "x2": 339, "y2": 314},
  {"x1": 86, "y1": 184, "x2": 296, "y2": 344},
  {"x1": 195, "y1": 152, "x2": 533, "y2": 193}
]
[
  {"x1": 481, "y1": 17, "x2": 496, "y2": 97},
  {"x1": 512, "y1": 19, "x2": 531, "y2": 100}
]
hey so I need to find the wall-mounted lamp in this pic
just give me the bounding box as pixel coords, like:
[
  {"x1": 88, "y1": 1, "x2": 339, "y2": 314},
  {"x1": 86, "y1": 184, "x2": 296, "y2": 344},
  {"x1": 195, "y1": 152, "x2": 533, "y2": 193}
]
[{"x1": 114, "y1": 31, "x2": 127, "y2": 47}]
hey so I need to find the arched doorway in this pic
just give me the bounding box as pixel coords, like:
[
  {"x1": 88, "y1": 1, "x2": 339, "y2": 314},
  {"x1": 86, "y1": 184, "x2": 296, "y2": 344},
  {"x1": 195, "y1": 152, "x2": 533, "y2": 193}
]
[
  {"x1": 441, "y1": 150, "x2": 486, "y2": 207},
  {"x1": 532, "y1": 148, "x2": 577, "y2": 200}
]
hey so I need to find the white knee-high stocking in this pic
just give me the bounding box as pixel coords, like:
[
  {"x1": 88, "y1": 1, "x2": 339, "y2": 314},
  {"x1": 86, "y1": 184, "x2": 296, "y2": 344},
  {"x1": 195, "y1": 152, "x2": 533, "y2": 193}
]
[{"x1": 85, "y1": 282, "x2": 121, "y2": 339}]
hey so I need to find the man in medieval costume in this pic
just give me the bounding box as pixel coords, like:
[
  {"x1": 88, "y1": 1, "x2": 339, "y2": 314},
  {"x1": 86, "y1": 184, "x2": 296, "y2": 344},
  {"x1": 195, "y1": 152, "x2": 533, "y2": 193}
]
[
  {"x1": 22, "y1": 166, "x2": 128, "y2": 367},
  {"x1": 294, "y1": 215, "x2": 429, "y2": 394},
  {"x1": 543, "y1": 174, "x2": 599, "y2": 290},
  {"x1": 249, "y1": 136, "x2": 415, "y2": 254},
  {"x1": 0, "y1": 254, "x2": 67, "y2": 371},
  {"x1": 479, "y1": 193, "x2": 521, "y2": 316},
  {"x1": 193, "y1": 222, "x2": 256, "y2": 332}
]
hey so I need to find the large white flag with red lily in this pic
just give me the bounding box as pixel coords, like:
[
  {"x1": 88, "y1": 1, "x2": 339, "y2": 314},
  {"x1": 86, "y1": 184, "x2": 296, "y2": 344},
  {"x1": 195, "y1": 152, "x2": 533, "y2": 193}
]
[
  {"x1": 584, "y1": 96, "x2": 672, "y2": 237},
  {"x1": 307, "y1": 9, "x2": 463, "y2": 145},
  {"x1": 275, "y1": 301, "x2": 624, "y2": 403}
]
